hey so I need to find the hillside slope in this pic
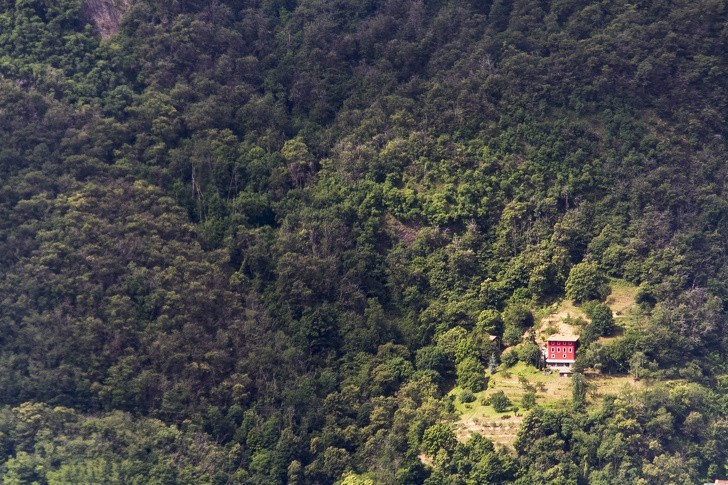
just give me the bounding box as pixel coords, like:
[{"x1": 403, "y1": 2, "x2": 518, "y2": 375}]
[{"x1": 0, "y1": 0, "x2": 725, "y2": 483}]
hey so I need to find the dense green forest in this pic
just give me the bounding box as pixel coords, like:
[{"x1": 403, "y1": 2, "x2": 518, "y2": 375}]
[{"x1": 0, "y1": 0, "x2": 726, "y2": 483}]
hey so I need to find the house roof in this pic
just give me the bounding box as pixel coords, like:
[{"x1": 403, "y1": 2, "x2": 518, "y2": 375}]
[{"x1": 547, "y1": 334, "x2": 579, "y2": 342}]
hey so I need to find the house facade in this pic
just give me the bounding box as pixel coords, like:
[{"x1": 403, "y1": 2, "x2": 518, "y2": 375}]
[{"x1": 545, "y1": 334, "x2": 579, "y2": 374}]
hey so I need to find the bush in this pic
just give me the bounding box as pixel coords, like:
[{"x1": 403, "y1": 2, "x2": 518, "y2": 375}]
[
  {"x1": 501, "y1": 349, "x2": 519, "y2": 367},
  {"x1": 522, "y1": 391, "x2": 536, "y2": 410},
  {"x1": 458, "y1": 390, "x2": 476, "y2": 403},
  {"x1": 583, "y1": 301, "x2": 615, "y2": 336},
  {"x1": 491, "y1": 391, "x2": 511, "y2": 412},
  {"x1": 518, "y1": 375, "x2": 535, "y2": 392},
  {"x1": 635, "y1": 285, "x2": 657, "y2": 308}
]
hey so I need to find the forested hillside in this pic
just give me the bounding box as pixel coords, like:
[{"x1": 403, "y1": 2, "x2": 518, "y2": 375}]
[{"x1": 0, "y1": 0, "x2": 726, "y2": 483}]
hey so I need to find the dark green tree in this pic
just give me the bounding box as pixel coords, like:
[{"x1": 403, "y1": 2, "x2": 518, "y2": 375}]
[{"x1": 491, "y1": 391, "x2": 512, "y2": 413}]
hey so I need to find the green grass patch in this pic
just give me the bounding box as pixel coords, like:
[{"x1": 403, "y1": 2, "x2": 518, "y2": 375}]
[
  {"x1": 450, "y1": 362, "x2": 572, "y2": 420},
  {"x1": 449, "y1": 361, "x2": 645, "y2": 446},
  {"x1": 604, "y1": 278, "x2": 646, "y2": 333}
]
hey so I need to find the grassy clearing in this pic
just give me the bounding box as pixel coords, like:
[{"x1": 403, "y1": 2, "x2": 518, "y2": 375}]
[
  {"x1": 585, "y1": 373, "x2": 642, "y2": 402},
  {"x1": 536, "y1": 280, "x2": 643, "y2": 344},
  {"x1": 606, "y1": 278, "x2": 637, "y2": 313},
  {"x1": 451, "y1": 282, "x2": 646, "y2": 447},
  {"x1": 605, "y1": 278, "x2": 645, "y2": 333},
  {"x1": 450, "y1": 365, "x2": 643, "y2": 446},
  {"x1": 450, "y1": 362, "x2": 573, "y2": 446},
  {"x1": 451, "y1": 363, "x2": 570, "y2": 416}
]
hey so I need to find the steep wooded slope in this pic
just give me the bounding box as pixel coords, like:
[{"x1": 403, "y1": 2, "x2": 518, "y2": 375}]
[{"x1": 0, "y1": 0, "x2": 726, "y2": 483}]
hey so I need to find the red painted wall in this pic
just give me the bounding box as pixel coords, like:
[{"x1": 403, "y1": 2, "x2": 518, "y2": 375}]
[{"x1": 547, "y1": 341, "x2": 576, "y2": 360}]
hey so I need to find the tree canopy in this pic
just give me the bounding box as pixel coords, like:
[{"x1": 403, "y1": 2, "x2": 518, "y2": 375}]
[{"x1": 0, "y1": 0, "x2": 726, "y2": 482}]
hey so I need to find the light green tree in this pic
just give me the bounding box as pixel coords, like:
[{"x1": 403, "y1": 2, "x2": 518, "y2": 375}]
[{"x1": 565, "y1": 261, "x2": 609, "y2": 303}]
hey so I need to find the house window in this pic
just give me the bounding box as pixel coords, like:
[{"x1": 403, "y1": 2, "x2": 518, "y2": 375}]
[
  {"x1": 551, "y1": 354, "x2": 555, "y2": 358},
  {"x1": 563, "y1": 354, "x2": 567, "y2": 358}
]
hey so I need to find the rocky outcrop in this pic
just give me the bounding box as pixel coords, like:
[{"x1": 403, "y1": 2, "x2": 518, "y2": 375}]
[{"x1": 82, "y1": 0, "x2": 132, "y2": 38}]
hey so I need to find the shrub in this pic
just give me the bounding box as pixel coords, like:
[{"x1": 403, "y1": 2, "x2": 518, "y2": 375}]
[
  {"x1": 501, "y1": 349, "x2": 519, "y2": 367},
  {"x1": 583, "y1": 301, "x2": 615, "y2": 336},
  {"x1": 518, "y1": 375, "x2": 535, "y2": 392},
  {"x1": 522, "y1": 391, "x2": 536, "y2": 410},
  {"x1": 458, "y1": 389, "x2": 476, "y2": 403},
  {"x1": 491, "y1": 391, "x2": 511, "y2": 412}
]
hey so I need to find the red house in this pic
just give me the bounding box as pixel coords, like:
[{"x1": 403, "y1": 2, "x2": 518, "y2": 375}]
[{"x1": 545, "y1": 334, "x2": 579, "y2": 374}]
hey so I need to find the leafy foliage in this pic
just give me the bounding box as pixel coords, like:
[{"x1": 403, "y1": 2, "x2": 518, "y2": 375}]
[
  {"x1": 584, "y1": 300, "x2": 616, "y2": 336},
  {"x1": 0, "y1": 0, "x2": 725, "y2": 482},
  {"x1": 491, "y1": 391, "x2": 512, "y2": 413},
  {"x1": 566, "y1": 261, "x2": 609, "y2": 303}
]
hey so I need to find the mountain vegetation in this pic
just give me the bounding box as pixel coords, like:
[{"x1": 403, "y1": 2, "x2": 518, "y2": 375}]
[{"x1": 0, "y1": 0, "x2": 726, "y2": 483}]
